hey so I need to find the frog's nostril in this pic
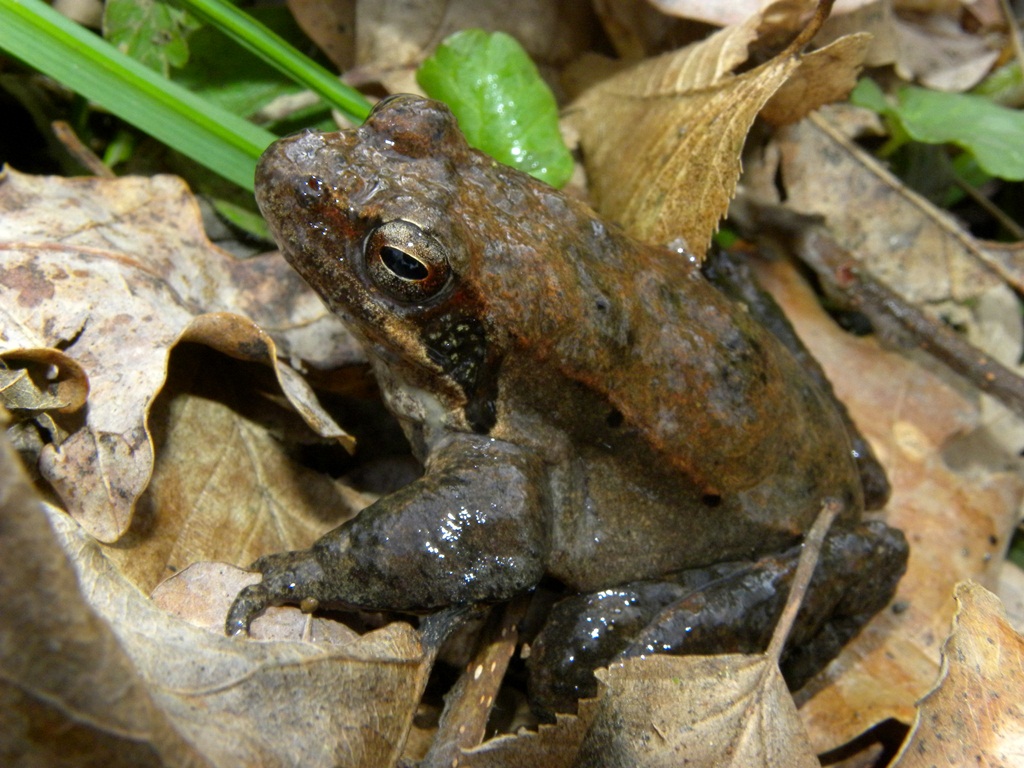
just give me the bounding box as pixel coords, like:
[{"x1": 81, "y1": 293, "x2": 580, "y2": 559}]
[{"x1": 296, "y1": 175, "x2": 326, "y2": 207}]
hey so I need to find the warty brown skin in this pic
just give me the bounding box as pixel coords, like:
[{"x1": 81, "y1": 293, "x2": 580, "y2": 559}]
[{"x1": 227, "y1": 97, "x2": 904, "y2": 668}]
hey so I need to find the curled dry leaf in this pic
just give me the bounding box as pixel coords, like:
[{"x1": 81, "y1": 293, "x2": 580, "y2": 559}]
[
  {"x1": 892, "y1": 581, "x2": 1024, "y2": 767},
  {"x1": 0, "y1": 348, "x2": 88, "y2": 415},
  {"x1": 751, "y1": 258, "x2": 1024, "y2": 750},
  {"x1": 568, "y1": 1, "x2": 868, "y2": 254},
  {"x1": 0, "y1": 169, "x2": 357, "y2": 542},
  {"x1": 106, "y1": 350, "x2": 373, "y2": 595}
]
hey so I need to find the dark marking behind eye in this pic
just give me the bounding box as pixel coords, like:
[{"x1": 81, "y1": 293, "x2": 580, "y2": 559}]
[
  {"x1": 606, "y1": 409, "x2": 623, "y2": 428},
  {"x1": 422, "y1": 313, "x2": 497, "y2": 433}
]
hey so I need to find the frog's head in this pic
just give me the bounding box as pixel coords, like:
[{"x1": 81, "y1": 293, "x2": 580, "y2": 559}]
[{"x1": 255, "y1": 95, "x2": 525, "y2": 433}]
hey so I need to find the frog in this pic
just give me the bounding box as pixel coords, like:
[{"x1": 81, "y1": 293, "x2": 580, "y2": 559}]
[{"x1": 229, "y1": 94, "x2": 908, "y2": 717}]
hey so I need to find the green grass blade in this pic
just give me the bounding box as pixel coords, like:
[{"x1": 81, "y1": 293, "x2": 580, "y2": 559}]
[
  {"x1": 0, "y1": 0, "x2": 274, "y2": 190},
  {"x1": 173, "y1": 0, "x2": 371, "y2": 123}
]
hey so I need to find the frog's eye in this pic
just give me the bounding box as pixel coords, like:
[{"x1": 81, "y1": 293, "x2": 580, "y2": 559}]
[{"x1": 365, "y1": 220, "x2": 452, "y2": 303}]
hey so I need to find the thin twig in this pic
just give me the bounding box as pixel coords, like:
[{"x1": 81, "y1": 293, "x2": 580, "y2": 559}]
[
  {"x1": 998, "y1": 0, "x2": 1024, "y2": 77},
  {"x1": 731, "y1": 194, "x2": 1024, "y2": 420}
]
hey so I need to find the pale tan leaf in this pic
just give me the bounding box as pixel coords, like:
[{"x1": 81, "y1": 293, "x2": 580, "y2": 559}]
[
  {"x1": 567, "y1": 1, "x2": 861, "y2": 254},
  {"x1": 754, "y1": 106, "x2": 1007, "y2": 305},
  {"x1": 892, "y1": 14, "x2": 1001, "y2": 92},
  {"x1": 647, "y1": 0, "x2": 886, "y2": 27},
  {"x1": 0, "y1": 170, "x2": 358, "y2": 542},
  {"x1": 893, "y1": 582, "x2": 1024, "y2": 767},
  {"x1": 573, "y1": 655, "x2": 820, "y2": 768},
  {"x1": 751, "y1": 258, "x2": 1024, "y2": 751},
  {"x1": 569, "y1": 43, "x2": 799, "y2": 253},
  {"x1": 1000, "y1": 562, "x2": 1024, "y2": 632},
  {"x1": 460, "y1": 702, "x2": 596, "y2": 768}
]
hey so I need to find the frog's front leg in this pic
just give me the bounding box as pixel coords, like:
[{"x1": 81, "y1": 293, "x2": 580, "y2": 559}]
[{"x1": 226, "y1": 434, "x2": 550, "y2": 635}]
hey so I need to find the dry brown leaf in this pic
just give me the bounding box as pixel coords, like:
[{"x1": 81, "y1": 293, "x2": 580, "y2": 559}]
[
  {"x1": 892, "y1": 581, "x2": 1024, "y2": 767},
  {"x1": 750, "y1": 257, "x2": 1024, "y2": 751},
  {"x1": 42, "y1": 495, "x2": 430, "y2": 767},
  {"x1": 0, "y1": 427, "x2": 210, "y2": 767},
  {"x1": 752, "y1": 106, "x2": 1010, "y2": 305},
  {"x1": 892, "y1": 13, "x2": 1001, "y2": 92},
  {"x1": 568, "y1": 4, "x2": 867, "y2": 254},
  {"x1": 349, "y1": 0, "x2": 599, "y2": 94},
  {"x1": 460, "y1": 701, "x2": 596, "y2": 768},
  {"x1": 287, "y1": 0, "x2": 356, "y2": 71},
  {"x1": 568, "y1": 40, "x2": 796, "y2": 253},
  {"x1": 0, "y1": 170, "x2": 358, "y2": 542},
  {"x1": 760, "y1": 33, "x2": 871, "y2": 125}
]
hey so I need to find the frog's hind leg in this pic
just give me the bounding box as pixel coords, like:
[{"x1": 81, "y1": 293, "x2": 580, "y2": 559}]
[{"x1": 526, "y1": 520, "x2": 907, "y2": 720}]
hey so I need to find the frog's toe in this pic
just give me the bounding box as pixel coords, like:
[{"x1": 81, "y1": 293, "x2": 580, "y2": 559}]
[{"x1": 225, "y1": 549, "x2": 327, "y2": 636}]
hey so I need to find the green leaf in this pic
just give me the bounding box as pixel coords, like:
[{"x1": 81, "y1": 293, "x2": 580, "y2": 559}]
[
  {"x1": 852, "y1": 77, "x2": 1024, "y2": 182},
  {"x1": 417, "y1": 29, "x2": 573, "y2": 188},
  {"x1": 104, "y1": 0, "x2": 200, "y2": 76},
  {"x1": 174, "y1": 6, "x2": 325, "y2": 119},
  {"x1": 849, "y1": 77, "x2": 890, "y2": 115},
  {"x1": 895, "y1": 87, "x2": 1024, "y2": 181}
]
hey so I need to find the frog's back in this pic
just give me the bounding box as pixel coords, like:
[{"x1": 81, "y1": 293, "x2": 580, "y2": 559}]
[
  {"x1": 456, "y1": 161, "x2": 849, "y2": 481},
  {"x1": 452, "y1": 160, "x2": 863, "y2": 586}
]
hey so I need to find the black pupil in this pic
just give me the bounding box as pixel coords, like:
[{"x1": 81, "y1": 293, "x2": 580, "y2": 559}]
[{"x1": 380, "y1": 246, "x2": 429, "y2": 280}]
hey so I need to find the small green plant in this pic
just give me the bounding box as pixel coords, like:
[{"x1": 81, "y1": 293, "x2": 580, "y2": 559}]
[{"x1": 851, "y1": 78, "x2": 1024, "y2": 182}]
